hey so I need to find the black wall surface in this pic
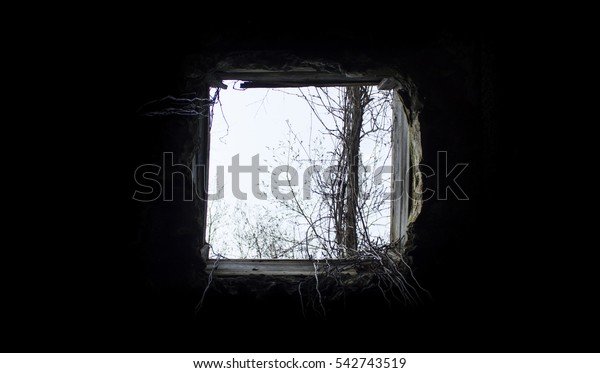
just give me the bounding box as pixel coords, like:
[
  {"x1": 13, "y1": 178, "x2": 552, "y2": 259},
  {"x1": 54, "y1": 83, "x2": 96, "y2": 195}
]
[{"x1": 8, "y1": 18, "x2": 596, "y2": 353}]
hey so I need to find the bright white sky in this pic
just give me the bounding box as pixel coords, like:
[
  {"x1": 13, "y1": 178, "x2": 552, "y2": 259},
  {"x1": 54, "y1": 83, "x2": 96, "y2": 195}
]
[{"x1": 207, "y1": 81, "x2": 392, "y2": 259}]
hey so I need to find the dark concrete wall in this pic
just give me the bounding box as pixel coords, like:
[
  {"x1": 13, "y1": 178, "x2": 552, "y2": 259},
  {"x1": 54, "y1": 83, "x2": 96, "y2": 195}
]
[
  {"x1": 10, "y1": 20, "x2": 595, "y2": 353},
  {"x1": 111, "y1": 28, "x2": 514, "y2": 351}
]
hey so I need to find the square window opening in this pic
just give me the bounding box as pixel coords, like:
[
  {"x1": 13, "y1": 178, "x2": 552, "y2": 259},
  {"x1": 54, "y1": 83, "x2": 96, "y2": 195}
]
[{"x1": 203, "y1": 78, "x2": 408, "y2": 267}]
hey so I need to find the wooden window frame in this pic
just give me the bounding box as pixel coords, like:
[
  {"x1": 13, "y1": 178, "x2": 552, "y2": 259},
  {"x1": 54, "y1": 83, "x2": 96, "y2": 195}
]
[{"x1": 197, "y1": 69, "x2": 409, "y2": 276}]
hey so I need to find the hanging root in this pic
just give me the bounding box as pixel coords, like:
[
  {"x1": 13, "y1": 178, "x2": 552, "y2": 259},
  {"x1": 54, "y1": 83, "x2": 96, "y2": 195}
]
[
  {"x1": 295, "y1": 240, "x2": 430, "y2": 317},
  {"x1": 138, "y1": 94, "x2": 215, "y2": 117},
  {"x1": 195, "y1": 251, "x2": 224, "y2": 315},
  {"x1": 298, "y1": 282, "x2": 306, "y2": 319},
  {"x1": 313, "y1": 261, "x2": 327, "y2": 317},
  {"x1": 362, "y1": 240, "x2": 428, "y2": 307}
]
